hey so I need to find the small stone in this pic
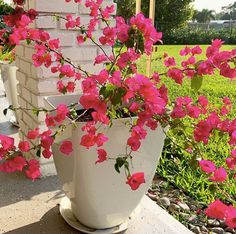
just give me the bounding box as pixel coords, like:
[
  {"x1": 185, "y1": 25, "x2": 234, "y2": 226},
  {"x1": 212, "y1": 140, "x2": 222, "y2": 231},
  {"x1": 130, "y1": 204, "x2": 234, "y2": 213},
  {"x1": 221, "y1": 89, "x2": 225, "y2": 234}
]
[
  {"x1": 200, "y1": 226, "x2": 209, "y2": 232},
  {"x1": 147, "y1": 193, "x2": 158, "y2": 201},
  {"x1": 207, "y1": 219, "x2": 220, "y2": 227},
  {"x1": 173, "y1": 190, "x2": 181, "y2": 196},
  {"x1": 179, "y1": 212, "x2": 190, "y2": 219},
  {"x1": 189, "y1": 204, "x2": 197, "y2": 211},
  {"x1": 168, "y1": 203, "x2": 180, "y2": 212},
  {"x1": 210, "y1": 227, "x2": 224, "y2": 234},
  {"x1": 219, "y1": 220, "x2": 227, "y2": 228},
  {"x1": 158, "y1": 197, "x2": 171, "y2": 208},
  {"x1": 178, "y1": 202, "x2": 190, "y2": 211},
  {"x1": 225, "y1": 227, "x2": 236, "y2": 233},
  {"x1": 188, "y1": 214, "x2": 197, "y2": 222},
  {"x1": 190, "y1": 225, "x2": 201, "y2": 234}
]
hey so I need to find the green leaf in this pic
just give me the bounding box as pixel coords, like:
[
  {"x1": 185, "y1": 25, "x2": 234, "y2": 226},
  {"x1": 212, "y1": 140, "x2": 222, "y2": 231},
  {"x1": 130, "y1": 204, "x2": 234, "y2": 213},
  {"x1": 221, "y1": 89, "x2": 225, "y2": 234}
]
[
  {"x1": 114, "y1": 157, "x2": 126, "y2": 174},
  {"x1": 8, "y1": 105, "x2": 13, "y2": 110},
  {"x1": 26, "y1": 39, "x2": 31, "y2": 45},
  {"x1": 3, "y1": 108, "x2": 7, "y2": 116},
  {"x1": 36, "y1": 148, "x2": 41, "y2": 157},
  {"x1": 191, "y1": 75, "x2": 203, "y2": 92},
  {"x1": 32, "y1": 108, "x2": 40, "y2": 117}
]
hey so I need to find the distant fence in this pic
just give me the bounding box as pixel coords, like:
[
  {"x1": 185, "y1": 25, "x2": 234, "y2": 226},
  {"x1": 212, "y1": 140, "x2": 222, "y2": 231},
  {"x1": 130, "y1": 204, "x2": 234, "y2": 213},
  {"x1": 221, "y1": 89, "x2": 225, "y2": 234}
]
[{"x1": 188, "y1": 21, "x2": 236, "y2": 31}]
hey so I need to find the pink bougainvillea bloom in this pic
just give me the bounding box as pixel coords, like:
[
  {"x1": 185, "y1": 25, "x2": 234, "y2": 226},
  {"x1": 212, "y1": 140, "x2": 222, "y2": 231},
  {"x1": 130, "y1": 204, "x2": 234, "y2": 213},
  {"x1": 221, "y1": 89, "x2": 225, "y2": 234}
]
[
  {"x1": 226, "y1": 158, "x2": 236, "y2": 170},
  {"x1": 60, "y1": 141, "x2": 73, "y2": 156},
  {"x1": 205, "y1": 200, "x2": 228, "y2": 220},
  {"x1": 95, "y1": 149, "x2": 107, "y2": 164},
  {"x1": 9, "y1": 156, "x2": 27, "y2": 171},
  {"x1": 209, "y1": 167, "x2": 227, "y2": 182},
  {"x1": 24, "y1": 160, "x2": 41, "y2": 180},
  {"x1": 18, "y1": 141, "x2": 30, "y2": 152},
  {"x1": 0, "y1": 134, "x2": 14, "y2": 151},
  {"x1": 42, "y1": 149, "x2": 52, "y2": 159},
  {"x1": 127, "y1": 136, "x2": 141, "y2": 151},
  {"x1": 199, "y1": 160, "x2": 216, "y2": 174},
  {"x1": 231, "y1": 149, "x2": 236, "y2": 159},
  {"x1": 126, "y1": 172, "x2": 145, "y2": 190},
  {"x1": 27, "y1": 128, "x2": 39, "y2": 140},
  {"x1": 225, "y1": 206, "x2": 236, "y2": 229},
  {"x1": 164, "y1": 57, "x2": 176, "y2": 67}
]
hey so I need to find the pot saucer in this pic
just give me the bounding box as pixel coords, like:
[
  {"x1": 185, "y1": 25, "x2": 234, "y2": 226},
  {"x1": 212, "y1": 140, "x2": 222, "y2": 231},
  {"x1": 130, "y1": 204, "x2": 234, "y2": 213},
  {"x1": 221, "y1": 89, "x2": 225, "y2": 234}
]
[{"x1": 59, "y1": 196, "x2": 136, "y2": 234}]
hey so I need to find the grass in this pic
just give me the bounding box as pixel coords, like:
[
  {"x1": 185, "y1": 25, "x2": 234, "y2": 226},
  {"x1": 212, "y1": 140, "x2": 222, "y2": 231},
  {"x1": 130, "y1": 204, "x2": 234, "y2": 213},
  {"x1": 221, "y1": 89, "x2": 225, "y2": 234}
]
[{"x1": 137, "y1": 45, "x2": 236, "y2": 206}]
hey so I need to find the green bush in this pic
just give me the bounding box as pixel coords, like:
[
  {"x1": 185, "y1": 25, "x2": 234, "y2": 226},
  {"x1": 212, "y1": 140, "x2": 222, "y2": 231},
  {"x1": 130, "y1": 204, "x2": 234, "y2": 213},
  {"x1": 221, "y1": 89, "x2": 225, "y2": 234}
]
[{"x1": 161, "y1": 28, "x2": 236, "y2": 45}]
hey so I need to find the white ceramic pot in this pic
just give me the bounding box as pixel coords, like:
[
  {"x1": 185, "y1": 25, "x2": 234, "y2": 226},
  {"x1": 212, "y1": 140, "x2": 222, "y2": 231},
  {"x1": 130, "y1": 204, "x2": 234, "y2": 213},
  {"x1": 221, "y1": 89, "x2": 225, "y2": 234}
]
[
  {"x1": 0, "y1": 62, "x2": 19, "y2": 123},
  {"x1": 45, "y1": 95, "x2": 166, "y2": 230}
]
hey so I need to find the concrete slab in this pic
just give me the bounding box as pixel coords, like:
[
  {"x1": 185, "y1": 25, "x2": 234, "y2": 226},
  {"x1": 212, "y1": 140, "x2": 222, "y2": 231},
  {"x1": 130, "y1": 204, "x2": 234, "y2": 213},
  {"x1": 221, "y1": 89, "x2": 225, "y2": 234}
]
[
  {"x1": 0, "y1": 174, "x2": 194, "y2": 234},
  {"x1": 0, "y1": 166, "x2": 192, "y2": 234}
]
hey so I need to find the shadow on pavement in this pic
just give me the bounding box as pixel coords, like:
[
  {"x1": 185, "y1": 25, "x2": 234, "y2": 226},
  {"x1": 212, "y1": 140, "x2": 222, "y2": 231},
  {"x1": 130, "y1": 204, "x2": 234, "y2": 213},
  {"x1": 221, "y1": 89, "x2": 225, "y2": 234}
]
[
  {"x1": 4, "y1": 206, "x2": 81, "y2": 234},
  {"x1": 0, "y1": 172, "x2": 63, "y2": 209}
]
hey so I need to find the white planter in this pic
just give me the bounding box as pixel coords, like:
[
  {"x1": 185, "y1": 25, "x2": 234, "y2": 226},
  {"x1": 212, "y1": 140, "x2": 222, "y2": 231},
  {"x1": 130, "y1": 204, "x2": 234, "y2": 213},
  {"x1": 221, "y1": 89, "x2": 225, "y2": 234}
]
[
  {"x1": 0, "y1": 62, "x2": 19, "y2": 123},
  {"x1": 45, "y1": 95, "x2": 166, "y2": 231}
]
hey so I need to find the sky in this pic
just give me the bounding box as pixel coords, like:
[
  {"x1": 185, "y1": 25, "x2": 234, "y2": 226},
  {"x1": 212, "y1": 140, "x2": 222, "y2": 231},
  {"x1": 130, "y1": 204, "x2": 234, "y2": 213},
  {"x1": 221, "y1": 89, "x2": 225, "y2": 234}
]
[
  {"x1": 193, "y1": 0, "x2": 235, "y2": 12},
  {"x1": 2, "y1": 0, "x2": 235, "y2": 13}
]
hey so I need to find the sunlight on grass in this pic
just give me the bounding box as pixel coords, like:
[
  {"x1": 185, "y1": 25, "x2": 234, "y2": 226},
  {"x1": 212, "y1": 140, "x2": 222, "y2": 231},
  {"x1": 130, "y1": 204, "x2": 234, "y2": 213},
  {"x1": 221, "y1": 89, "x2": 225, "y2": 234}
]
[{"x1": 137, "y1": 45, "x2": 236, "y2": 205}]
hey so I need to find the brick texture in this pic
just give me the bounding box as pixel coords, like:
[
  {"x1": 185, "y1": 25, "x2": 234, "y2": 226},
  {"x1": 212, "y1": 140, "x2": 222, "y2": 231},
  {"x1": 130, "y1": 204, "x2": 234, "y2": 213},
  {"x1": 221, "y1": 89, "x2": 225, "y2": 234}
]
[{"x1": 16, "y1": 0, "x2": 116, "y2": 144}]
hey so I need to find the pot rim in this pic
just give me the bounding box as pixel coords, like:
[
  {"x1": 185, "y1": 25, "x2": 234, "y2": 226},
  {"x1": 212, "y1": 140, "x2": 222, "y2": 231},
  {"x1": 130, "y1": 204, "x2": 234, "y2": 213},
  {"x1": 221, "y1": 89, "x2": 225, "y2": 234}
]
[{"x1": 44, "y1": 94, "x2": 138, "y2": 127}]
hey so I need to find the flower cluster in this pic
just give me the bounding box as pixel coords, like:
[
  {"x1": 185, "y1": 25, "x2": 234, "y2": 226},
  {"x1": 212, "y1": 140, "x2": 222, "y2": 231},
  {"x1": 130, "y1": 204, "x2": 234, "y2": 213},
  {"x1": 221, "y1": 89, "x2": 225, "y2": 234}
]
[{"x1": 0, "y1": 0, "x2": 236, "y2": 228}]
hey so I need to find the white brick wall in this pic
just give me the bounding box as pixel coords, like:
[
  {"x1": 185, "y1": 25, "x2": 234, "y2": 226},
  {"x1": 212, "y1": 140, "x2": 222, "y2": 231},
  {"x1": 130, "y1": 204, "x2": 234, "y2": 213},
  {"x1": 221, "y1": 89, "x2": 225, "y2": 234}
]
[{"x1": 16, "y1": 0, "x2": 116, "y2": 147}]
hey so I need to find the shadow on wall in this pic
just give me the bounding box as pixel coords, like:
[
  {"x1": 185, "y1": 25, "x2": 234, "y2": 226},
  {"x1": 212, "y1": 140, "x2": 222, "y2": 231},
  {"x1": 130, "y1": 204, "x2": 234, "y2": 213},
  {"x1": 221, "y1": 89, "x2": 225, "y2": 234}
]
[
  {"x1": 3, "y1": 206, "x2": 80, "y2": 234},
  {"x1": 0, "y1": 172, "x2": 63, "y2": 209}
]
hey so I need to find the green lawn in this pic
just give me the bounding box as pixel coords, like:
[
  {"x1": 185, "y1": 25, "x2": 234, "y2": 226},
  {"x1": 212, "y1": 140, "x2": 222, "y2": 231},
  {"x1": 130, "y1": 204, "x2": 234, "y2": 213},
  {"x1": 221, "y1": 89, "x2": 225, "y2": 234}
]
[{"x1": 137, "y1": 45, "x2": 236, "y2": 206}]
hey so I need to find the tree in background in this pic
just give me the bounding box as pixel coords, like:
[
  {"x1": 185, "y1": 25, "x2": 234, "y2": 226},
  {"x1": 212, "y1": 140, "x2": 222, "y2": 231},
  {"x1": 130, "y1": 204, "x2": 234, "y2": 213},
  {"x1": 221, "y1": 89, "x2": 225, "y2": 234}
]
[
  {"x1": 192, "y1": 9, "x2": 215, "y2": 23},
  {"x1": 114, "y1": 0, "x2": 136, "y2": 21},
  {"x1": 115, "y1": 0, "x2": 193, "y2": 34},
  {"x1": 221, "y1": 1, "x2": 236, "y2": 20}
]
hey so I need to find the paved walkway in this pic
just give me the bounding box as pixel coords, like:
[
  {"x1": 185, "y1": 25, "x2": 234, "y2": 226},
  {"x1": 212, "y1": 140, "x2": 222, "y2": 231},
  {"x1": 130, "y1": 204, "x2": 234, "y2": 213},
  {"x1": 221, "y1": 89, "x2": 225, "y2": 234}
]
[
  {"x1": 0, "y1": 77, "x2": 192, "y2": 234},
  {"x1": 0, "y1": 79, "x2": 77, "y2": 233}
]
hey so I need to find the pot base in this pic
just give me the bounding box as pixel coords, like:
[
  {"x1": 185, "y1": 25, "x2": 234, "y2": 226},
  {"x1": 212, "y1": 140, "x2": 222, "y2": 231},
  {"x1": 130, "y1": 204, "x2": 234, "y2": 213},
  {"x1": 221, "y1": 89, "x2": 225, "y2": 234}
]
[{"x1": 60, "y1": 196, "x2": 137, "y2": 233}]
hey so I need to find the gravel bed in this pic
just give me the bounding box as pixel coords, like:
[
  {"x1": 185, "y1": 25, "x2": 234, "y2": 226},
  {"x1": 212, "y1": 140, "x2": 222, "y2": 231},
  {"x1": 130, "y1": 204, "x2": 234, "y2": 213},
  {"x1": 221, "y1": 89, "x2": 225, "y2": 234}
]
[{"x1": 147, "y1": 175, "x2": 236, "y2": 234}]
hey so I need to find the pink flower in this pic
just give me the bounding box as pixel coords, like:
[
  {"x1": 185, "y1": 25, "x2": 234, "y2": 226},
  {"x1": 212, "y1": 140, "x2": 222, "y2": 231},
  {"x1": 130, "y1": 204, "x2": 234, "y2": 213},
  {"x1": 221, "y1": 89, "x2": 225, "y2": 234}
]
[
  {"x1": 95, "y1": 149, "x2": 107, "y2": 164},
  {"x1": 95, "y1": 133, "x2": 108, "y2": 147},
  {"x1": 9, "y1": 156, "x2": 27, "y2": 171},
  {"x1": 209, "y1": 167, "x2": 227, "y2": 182},
  {"x1": 191, "y1": 45, "x2": 202, "y2": 55},
  {"x1": 0, "y1": 134, "x2": 15, "y2": 151},
  {"x1": 225, "y1": 206, "x2": 236, "y2": 229},
  {"x1": 126, "y1": 172, "x2": 145, "y2": 190},
  {"x1": 205, "y1": 200, "x2": 228, "y2": 220},
  {"x1": 94, "y1": 54, "x2": 107, "y2": 65},
  {"x1": 18, "y1": 141, "x2": 30, "y2": 152},
  {"x1": 45, "y1": 114, "x2": 56, "y2": 127},
  {"x1": 127, "y1": 136, "x2": 141, "y2": 151},
  {"x1": 199, "y1": 160, "x2": 216, "y2": 174},
  {"x1": 164, "y1": 57, "x2": 176, "y2": 67},
  {"x1": 226, "y1": 158, "x2": 236, "y2": 170},
  {"x1": 180, "y1": 46, "x2": 191, "y2": 56},
  {"x1": 42, "y1": 149, "x2": 52, "y2": 159},
  {"x1": 80, "y1": 133, "x2": 96, "y2": 149},
  {"x1": 25, "y1": 160, "x2": 41, "y2": 180},
  {"x1": 167, "y1": 68, "x2": 184, "y2": 84},
  {"x1": 27, "y1": 128, "x2": 39, "y2": 140},
  {"x1": 60, "y1": 141, "x2": 73, "y2": 156}
]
